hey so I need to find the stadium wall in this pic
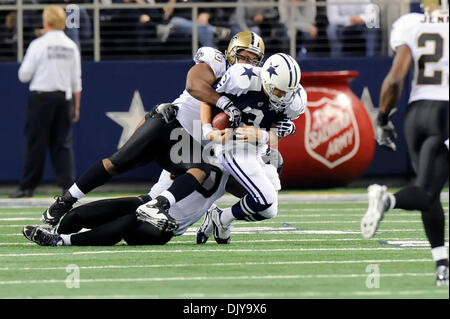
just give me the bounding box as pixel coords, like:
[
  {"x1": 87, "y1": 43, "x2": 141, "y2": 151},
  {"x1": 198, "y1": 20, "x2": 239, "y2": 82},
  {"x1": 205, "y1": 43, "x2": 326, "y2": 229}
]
[{"x1": 0, "y1": 57, "x2": 413, "y2": 184}]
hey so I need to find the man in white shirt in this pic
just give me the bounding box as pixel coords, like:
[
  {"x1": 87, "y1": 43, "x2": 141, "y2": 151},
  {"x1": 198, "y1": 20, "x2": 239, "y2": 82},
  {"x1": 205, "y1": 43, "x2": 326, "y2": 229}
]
[
  {"x1": 326, "y1": 0, "x2": 379, "y2": 56},
  {"x1": 10, "y1": 5, "x2": 82, "y2": 198}
]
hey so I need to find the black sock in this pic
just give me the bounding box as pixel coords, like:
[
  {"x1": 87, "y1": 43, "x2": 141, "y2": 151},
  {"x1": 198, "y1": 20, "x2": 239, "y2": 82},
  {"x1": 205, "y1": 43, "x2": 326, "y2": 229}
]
[
  {"x1": 165, "y1": 173, "x2": 201, "y2": 203},
  {"x1": 75, "y1": 161, "x2": 112, "y2": 194},
  {"x1": 421, "y1": 200, "x2": 446, "y2": 249},
  {"x1": 437, "y1": 259, "x2": 449, "y2": 267},
  {"x1": 394, "y1": 186, "x2": 432, "y2": 211}
]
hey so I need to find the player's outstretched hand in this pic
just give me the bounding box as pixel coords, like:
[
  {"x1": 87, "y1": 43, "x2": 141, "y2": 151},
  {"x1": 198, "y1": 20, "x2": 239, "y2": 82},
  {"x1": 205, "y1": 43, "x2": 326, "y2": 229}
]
[
  {"x1": 376, "y1": 121, "x2": 397, "y2": 151},
  {"x1": 207, "y1": 129, "x2": 232, "y2": 144},
  {"x1": 236, "y1": 125, "x2": 264, "y2": 144}
]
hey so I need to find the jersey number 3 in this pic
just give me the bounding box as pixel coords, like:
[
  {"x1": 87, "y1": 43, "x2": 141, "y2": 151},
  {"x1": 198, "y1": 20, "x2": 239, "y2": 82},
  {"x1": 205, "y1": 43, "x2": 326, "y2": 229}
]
[{"x1": 417, "y1": 33, "x2": 444, "y2": 85}]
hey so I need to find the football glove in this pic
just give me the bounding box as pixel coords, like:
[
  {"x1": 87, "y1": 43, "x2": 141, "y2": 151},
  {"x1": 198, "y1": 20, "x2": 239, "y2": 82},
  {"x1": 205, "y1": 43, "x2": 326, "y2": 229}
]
[
  {"x1": 224, "y1": 105, "x2": 242, "y2": 128},
  {"x1": 375, "y1": 121, "x2": 397, "y2": 151},
  {"x1": 156, "y1": 103, "x2": 178, "y2": 123},
  {"x1": 275, "y1": 119, "x2": 296, "y2": 137}
]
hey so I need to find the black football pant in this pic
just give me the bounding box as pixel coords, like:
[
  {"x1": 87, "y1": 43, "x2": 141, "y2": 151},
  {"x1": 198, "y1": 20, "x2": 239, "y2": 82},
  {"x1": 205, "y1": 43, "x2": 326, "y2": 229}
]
[
  {"x1": 110, "y1": 112, "x2": 207, "y2": 177},
  {"x1": 57, "y1": 196, "x2": 173, "y2": 246},
  {"x1": 20, "y1": 91, "x2": 75, "y2": 191},
  {"x1": 394, "y1": 100, "x2": 449, "y2": 249}
]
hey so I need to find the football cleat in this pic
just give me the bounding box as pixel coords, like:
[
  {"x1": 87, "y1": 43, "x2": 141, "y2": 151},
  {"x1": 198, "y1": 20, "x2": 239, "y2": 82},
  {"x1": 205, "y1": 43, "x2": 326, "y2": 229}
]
[
  {"x1": 210, "y1": 205, "x2": 231, "y2": 244},
  {"x1": 196, "y1": 204, "x2": 216, "y2": 244},
  {"x1": 136, "y1": 196, "x2": 178, "y2": 232},
  {"x1": 361, "y1": 184, "x2": 391, "y2": 239},
  {"x1": 42, "y1": 193, "x2": 77, "y2": 226},
  {"x1": 436, "y1": 265, "x2": 449, "y2": 286},
  {"x1": 22, "y1": 225, "x2": 64, "y2": 246}
]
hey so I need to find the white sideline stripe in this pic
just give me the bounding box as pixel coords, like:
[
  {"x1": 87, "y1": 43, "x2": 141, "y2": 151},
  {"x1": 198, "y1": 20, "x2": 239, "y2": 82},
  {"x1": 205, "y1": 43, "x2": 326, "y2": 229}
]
[
  {"x1": 0, "y1": 220, "x2": 439, "y2": 226},
  {"x1": 2, "y1": 238, "x2": 447, "y2": 246},
  {"x1": 231, "y1": 220, "x2": 425, "y2": 224},
  {"x1": 16, "y1": 289, "x2": 447, "y2": 299},
  {"x1": 0, "y1": 259, "x2": 432, "y2": 271},
  {"x1": 3, "y1": 289, "x2": 448, "y2": 302},
  {"x1": 0, "y1": 211, "x2": 448, "y2": 218},
  {"x1": 0, "y1": 228, "x2": 431, "y2": 236},
  {"x1": 0, "y1": 218, "x2": 40, "y2": 221},
  {"x1": 0, "y1": 272, "x2": 436, "y2": 285},
  {"x1": 0, "y1": 247, "x2": 437, "y2": 258}
]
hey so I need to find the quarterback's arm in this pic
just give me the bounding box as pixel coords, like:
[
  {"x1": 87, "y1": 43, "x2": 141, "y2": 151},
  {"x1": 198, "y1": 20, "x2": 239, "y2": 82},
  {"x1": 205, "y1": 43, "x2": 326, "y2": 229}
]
[
  {"x1": 186, "y1": 62, "x2": 222, "y2": 106},
  {"x1": 378, "y1": 44, "x2": 412, "y2": 118},
  {"x1": 200, "y1": 101, "x2": 213, "y2": 126},
  {"x1": 200, "y1": 101, "x2": 229, "y2": 143}
]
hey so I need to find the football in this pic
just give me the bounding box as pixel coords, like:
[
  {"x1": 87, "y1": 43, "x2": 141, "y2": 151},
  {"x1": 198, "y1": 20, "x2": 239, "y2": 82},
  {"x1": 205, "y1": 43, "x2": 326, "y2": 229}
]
[{"x1": 212, "y1": 112, "x2": 230, "y2": 130}]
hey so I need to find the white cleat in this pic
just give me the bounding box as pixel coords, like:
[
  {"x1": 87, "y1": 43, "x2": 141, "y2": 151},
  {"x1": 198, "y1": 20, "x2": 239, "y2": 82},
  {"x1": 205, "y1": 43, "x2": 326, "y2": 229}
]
[
  {"x1": 196, "y1": 205, "x2": 216, "y2": 244},
  {"x1": 136, "y1": 199, "x2": 178, "y2": 232},
  {"x1": 436, "y1": 265, "x2": 449, "y2": 286},
  {"x1": 210, "y1": 206, "x2": 231, "y2": 244},
  {"x1": 361, "y1": 184, "x2": 389, "y2": 239}
]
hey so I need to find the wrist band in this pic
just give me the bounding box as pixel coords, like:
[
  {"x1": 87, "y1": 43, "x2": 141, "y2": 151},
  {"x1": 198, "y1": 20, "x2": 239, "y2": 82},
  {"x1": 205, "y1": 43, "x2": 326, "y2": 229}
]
[
  {"x1": 202, "y1": 123, "x2": 214, "y2": 139},
  {"x1": 216, "y1": 96, "x2": 232, "y2": 110},
  {"x1": 259, "y1": 130, "x2": 269, "y2": 144},
  {"x1": 377, "y1": 112, "x2": 389, "y2": 126}
]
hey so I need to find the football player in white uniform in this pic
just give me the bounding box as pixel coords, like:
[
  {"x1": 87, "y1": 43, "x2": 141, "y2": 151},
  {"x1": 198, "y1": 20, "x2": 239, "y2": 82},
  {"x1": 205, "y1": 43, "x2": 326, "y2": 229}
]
[
  {"x1": 196, "y1": 53, "x2": 307, "y2": 244},
  {"x1": 23, "y1": 160, "x2": 230, "y2": 246},
  {"x1": 23, "y1": 152, "x2": 282, "y2": 246},
  {"x1": 361, "y1": 0, "x2": 449, "y2": 286},
  {"x1": 40, "y1": 31, "x2": 266, "y2": 232}
]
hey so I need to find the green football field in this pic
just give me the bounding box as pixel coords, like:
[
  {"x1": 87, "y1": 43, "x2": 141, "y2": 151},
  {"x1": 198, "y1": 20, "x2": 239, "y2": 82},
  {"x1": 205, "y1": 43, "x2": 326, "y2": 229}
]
[{"x1": 0, "y1": 195, "x2": 448, "y2": 300}]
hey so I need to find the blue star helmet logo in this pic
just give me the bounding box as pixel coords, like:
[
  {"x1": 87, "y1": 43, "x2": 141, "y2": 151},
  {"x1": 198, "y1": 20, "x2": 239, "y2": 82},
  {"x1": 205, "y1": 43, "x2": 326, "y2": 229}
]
[
  {"x1": 241, "y1": 66, "x2": 257, "y2": 81},
  {"x1": 266, "y1": 64, "x2": 278, "y2": 79}
]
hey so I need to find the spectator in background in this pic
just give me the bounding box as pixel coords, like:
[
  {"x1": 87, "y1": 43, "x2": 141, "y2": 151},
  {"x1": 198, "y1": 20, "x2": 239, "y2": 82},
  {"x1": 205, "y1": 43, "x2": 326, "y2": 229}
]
[
  {"x1": 10, "y1": 5, "x2": 82, "y2": 198},
  {"x1": 326, "y1": 0, "x2": 379, "y2": 57},
  {"x1": 63, "y1": 0, "x2": 92, "y2": 51},
  {"x1": 228, "y1": 0, "x2": 278, "y2": 37},
  {"x1": 0, "y1": 1, "x2": 17, "y2": 61},
  {"x1": 33, "y1": 1, "x2": 92, "y2": 53},
  {"x1": 158, "y1": 0, "x2": 231, "y2": 48},
  {"x1": 278, "y1": 0, "x2": 317, "y2": 58}
]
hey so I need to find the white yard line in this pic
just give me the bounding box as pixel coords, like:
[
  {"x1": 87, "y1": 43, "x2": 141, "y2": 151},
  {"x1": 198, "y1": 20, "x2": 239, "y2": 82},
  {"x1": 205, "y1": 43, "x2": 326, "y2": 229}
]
[
  {"x1": 0, "y1": 258, "x2": 433, "y2": 271},
  {"x1": 0, "y1": 272, "x2": 437, "y2": 285},
  {"x1": 0, "y1": 247, "x2": 438, "y2": 258},
  {"x1": 5, "y1": 289, "x2": 447, "y2": 299},
  {"x1": 6, "y1": 289, "x2": 447, "y2": 299}
]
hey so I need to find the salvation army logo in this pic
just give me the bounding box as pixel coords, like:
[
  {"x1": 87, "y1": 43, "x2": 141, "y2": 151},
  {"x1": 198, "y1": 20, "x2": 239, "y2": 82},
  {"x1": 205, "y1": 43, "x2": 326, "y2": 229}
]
[{"x1": 304, "y1": 87, "x2": 360, "y2": 169}]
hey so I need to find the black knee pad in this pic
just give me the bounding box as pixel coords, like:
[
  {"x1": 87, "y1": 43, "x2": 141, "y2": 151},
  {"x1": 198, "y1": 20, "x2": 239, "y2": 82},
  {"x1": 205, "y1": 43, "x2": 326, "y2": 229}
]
[{"x1": 189, "y1": 163, "x2": 212, "y2": 180}]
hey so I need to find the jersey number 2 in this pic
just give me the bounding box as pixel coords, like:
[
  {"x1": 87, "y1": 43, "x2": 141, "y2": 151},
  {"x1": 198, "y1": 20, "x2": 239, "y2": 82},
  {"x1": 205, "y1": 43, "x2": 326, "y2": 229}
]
[{"x1": 417, "y1": 33, "x2": 444, "y2": 85}]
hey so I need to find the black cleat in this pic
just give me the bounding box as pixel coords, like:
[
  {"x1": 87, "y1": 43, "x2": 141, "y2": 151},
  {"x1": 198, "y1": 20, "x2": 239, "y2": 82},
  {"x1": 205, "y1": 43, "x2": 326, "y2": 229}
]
[
  {"x1": 9, "y1": 188, "x2": 33, "y2": 198},
  {"x1": 42, "y1": 193, "x2": 77, "y2": 226},
  {"x1": 136, "y1": 196, "x2": 178, "y2": 232},
  {"x1": 22, "y1": 225, "x2": 64, "y2": 246}
]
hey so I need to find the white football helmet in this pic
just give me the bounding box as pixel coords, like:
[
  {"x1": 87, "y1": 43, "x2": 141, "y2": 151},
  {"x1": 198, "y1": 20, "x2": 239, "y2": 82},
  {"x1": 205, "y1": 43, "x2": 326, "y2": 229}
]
[{"x1": 260, "y1": 53, "x2": 301, "y2": 111}]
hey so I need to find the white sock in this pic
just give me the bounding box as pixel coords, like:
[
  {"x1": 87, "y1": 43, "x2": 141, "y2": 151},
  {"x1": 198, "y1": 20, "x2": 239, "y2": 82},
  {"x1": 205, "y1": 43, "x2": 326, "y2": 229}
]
[
  {"x1": 431, "y1": 246, "x2": 448, "y2": 262},
  {"x1": 68, "y1": 184, "x2": 85, "y2": 200},
  {"x1": 160, "y1": 190, "x2": 176, "y2": 206},
  {"x1": 386, "y1": 193, "x2": 396, "y2": 210},
  {"x1": 220, "y1": 207, "x2": 235, "y2": 226},
  {"x1": 60, "y1": 234, "x2": 72, "y2": 246}
]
